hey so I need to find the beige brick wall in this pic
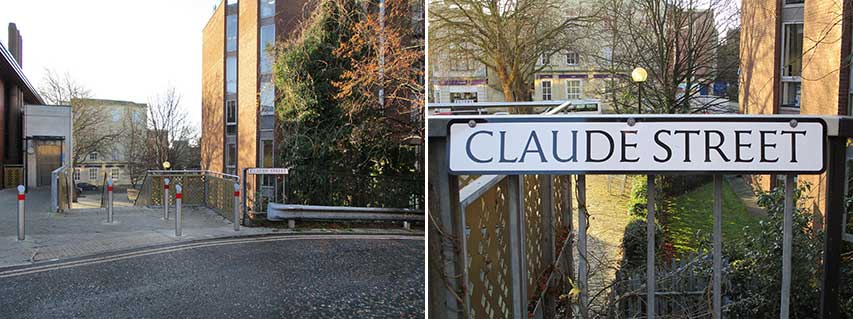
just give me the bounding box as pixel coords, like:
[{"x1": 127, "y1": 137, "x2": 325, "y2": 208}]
[
  {"x1": 238, "y1": 0, "x2": 259, "y2": 187},
  {"x1": 739, "y1": 0, "x2": 780, "y2": 192},
  {"x1": 798, "y1": 0, "x2": 846, "y2": 216},
  {"x1": 201, "y1": 2, "x2": 225, "y2": 173}
]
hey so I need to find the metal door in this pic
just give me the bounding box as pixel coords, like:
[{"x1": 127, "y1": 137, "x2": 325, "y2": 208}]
[{"x1": 36, "y1": 140, "x2": 62, "y2": 186}]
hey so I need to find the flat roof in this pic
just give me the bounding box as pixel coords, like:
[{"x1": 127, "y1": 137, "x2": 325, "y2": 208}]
[{"x1": 0, "y1": 41, "x2": 44, "y2": 105}]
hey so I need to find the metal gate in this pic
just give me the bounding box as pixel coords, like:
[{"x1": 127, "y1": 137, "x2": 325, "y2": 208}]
[{"x1": 35, "y1": 139, "x2": 62, "y2": 187}]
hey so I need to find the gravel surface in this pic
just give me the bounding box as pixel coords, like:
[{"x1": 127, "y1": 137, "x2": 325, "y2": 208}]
[{"x1": 0, "y1": 238, "x2": 424, "y2": 318}]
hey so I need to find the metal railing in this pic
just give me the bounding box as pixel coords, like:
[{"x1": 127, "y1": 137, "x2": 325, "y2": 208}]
[
  {"x1": 134, "y1": 170, "x2": 240, "y2": 222},
  {"x1": 428, "y1": 112, "x2": 853, "y2": 319}
]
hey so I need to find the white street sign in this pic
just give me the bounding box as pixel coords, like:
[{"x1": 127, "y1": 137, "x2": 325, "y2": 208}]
[
  {"x1": 247, "y1": 168, "x2": 289, "y2": 175},
  {"x1": 448, "y1": 117, "x2": 825, "y2": 174}
]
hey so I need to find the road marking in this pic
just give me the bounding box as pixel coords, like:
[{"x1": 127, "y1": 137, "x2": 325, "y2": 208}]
[{"x1": 0, "y1": 234, "x2": 421, "y2": 278}]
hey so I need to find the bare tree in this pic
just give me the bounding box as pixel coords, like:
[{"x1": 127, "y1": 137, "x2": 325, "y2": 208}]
[
  {"x1": 594, "y1": 0, "x2": 739, "y2": 114},
  {"x1": 145, "y1": 87, "x2": 199, "y2": 170},
  {"x1": 429, "y1": 0, "x2": 595, "y2": 101},
  {"x1": 38, "y1": 69, "x2": 119, "y2": 166}
]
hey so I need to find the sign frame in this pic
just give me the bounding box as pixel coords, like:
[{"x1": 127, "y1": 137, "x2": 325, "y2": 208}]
[{"x1": 445, "y1": 115, "x2": 828, "y2": 175}]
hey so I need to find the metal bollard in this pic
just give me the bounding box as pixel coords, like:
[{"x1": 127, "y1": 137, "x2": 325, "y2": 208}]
[
  {"x1": 17, "y1": 185, "x2": 25, "y2": 241},
  {"x1": 175, "y1": 184, "x2": 182, "y2": 237},
  {"x1": 163, "y1": 178, "x2": 170, "y2": 220},
  {"x1": 233, "y1": 183, "x2": 240, "y2": 231},
  {"x1": 106, "y1": 177, "x2": 114, "y2": 223},
  {"x1": 403, "y1": 221, "x2": 411, "y2": 230}
]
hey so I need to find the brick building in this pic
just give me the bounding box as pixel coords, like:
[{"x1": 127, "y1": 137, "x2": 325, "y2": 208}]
[
  {"x1": 201, "y1": 0, "x2": 308, "y2": 200},
  {"x1": 1, "y1": 23, "x2": 46, "y2": 188},
  {"x1": 739, "y1": 0, "x2": 852, "y2": 213}
]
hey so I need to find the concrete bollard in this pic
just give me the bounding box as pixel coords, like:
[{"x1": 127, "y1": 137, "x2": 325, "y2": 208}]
[
  {"x1": 233, "y1": 183, "x2": 240, "y2": 231},
  {"x1": 163, "y1": 178, "x2": 170, "y2": 220},
  {"x1": 17, "y1": 185, "x2": 25, "y2": 241},
  {"x1": 106, "y1": 177, "x2": 114, "y2": 223},
  {"x1": 288, "y1": 220, "x2": 295, "y2": 229},
  {"x1": 175, "y1": 184, "x2": 182, "y2": 237},
  {"x1": 403, "y1": 221, "x2": 411, "y2": 230}
]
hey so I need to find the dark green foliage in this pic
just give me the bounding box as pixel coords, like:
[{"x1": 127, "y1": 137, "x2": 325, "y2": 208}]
[
  {"x1": 619, "y1": 218, "x2": 664, "y2": 271},
  {"x1": 725, "y1": 183, "x2": 826, "y2": 318},
  {"x1": 272, "y1": 0, "x2": 422, "y2": 208}
]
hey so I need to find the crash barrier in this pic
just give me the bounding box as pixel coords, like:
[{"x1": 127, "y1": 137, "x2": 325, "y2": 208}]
[
  {"x1": 50, "y1": 165, "x2": 73, "y2": 213},
  {"x1": 267, "y1": 203, "x2": 424, "y2": 229},
  {"x1": 428, "y1": 112, "x2": 852, "y2": 319},
  {"x1": 134, "y1": 170, "x2": 240, "y2": 223}
]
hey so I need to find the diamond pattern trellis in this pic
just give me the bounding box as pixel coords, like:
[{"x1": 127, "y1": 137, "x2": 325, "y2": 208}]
[{"x1": 524, "y1": 175, "x2": 547, "y2": 298}]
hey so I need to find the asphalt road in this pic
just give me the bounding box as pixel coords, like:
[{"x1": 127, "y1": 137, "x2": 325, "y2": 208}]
[{"x1": 0, "y1": 236, "x2": 424, "y2": 318}]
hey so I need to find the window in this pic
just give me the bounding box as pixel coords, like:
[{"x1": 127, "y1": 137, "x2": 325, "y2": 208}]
[
  {"x1": 566, "y1": 80, "x2": 582, "y2": 99},
  {"x1": 226, "y1": 100, "x2": 237, "y2": 124},
  {"x1": 226, "y1": 144, "x2": 237, "y2": 168},
  {"x1": 89, "y1": 168, "x2": 98, "y2": 181},
  {"x1": 781, "y1": 23, "x2": 803, "y2": 109},
  {"x1": 73, "y1": 169, "x2": 80, "y2": 181},
  {"x1": 433, "y1": 89, "x2": 441, "y2": 103},
  {"x1": 132, "y1": 111, "x2": 143, "y2": 124},
  {"x1": 260, "y1": 0, "x2": 276, "y2": 18},
  {"x1": 260, "y1": 81, "x2": 274, "y2": 114},
  {"x1": 111, "y1": 167, "x2": 121, "y2": 180},
  {"x1": 449, "y1": 92, "x2": 478, "y2": 103},
  {"x1": 112, "y1": 149, "x2": 120, "y2": 161},
  {"x1": 111, "y1": 109, "x2": 122, "y2": 122},
  {"x1": 449, "y1": 47, "x2": 473, "y2": 71},
  {"x1": 88, "y1": 152, "x2": 98, "y2": 161},
  {"x1": 784, "y1": 0, "x2": 803, "y2": 5},
  {"x1": 259, "y1": 24, "x2": 275, "y2": 74},
  {"x1": 565, "y1": 52, "x2": 579, "y2": 65},
  {"x1": 542, "y1": 81, "x2": 552, "y2": 100},
  {"x1": 226, "y1": 56, "x2": 237, "y2": 94},
  {"x1": 782, "y1": 24, "x2": 803, "y2": 77},
  {"x1": 226, "y1": 14, "x2": 238, "y2": 52},
  {"x1": 539, "y1": 54, "x2": 550, "y2": 66}
]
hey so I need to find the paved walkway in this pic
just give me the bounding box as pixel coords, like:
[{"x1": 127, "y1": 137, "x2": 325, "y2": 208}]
[
  {"x1": 0, "y1": 188, "x2": 420, "y2": 269},
  {"x1": 726, "y1": 175, "x2": 766, "y2": 218}
]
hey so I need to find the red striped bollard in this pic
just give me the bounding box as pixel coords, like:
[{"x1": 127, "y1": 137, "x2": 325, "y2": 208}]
[
  {"x1": 163, "y1": 178, "x2": 170, "y2": 220},
  {"x1": 17, "y1": 185, "x2": 25, "y2": 240},
  {"x1": 233, "y1": 183, "x2": 240, "y2": 231},
  {"x1": 175, "y1": 184, "x2": 182, "y2": 237},
  {"x1": 106, "y1": 177, "x2": 114, "y2": 223}
]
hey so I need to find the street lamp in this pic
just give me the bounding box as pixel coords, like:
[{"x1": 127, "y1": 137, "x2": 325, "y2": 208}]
[
  {"x1": 632, "y1": 67, "x2": 648, "y2": 114},
  {"x1": 162, "y1": 161, "x2": 171, "y2": 170}
]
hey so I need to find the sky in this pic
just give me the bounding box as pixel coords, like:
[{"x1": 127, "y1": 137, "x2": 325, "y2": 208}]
[{"x1": 0, "y1": 0, "x2": 223, "y2": 131}]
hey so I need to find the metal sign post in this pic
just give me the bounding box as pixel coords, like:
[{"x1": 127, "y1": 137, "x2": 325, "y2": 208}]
[{"x1": 241, "y1": 167, "x2": 290, "y2": 225}]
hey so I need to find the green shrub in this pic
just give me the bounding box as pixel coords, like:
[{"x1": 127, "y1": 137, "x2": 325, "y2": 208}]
[{"x1": 619, "y1": 218, "x2": 664, "y2": 272}]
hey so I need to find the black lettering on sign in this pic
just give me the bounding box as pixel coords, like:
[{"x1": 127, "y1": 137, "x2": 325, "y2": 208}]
[
  {"x1": 780, "y1": 130, "x2": 806, "y2": 163},
  {"x1": 466, "y1": 130, "x2": 493, "y2": 163},
  {"x1": 621, "y1": 130, "x2": 639, "y2": 162},
  {"x1": 586, "y1": 130, "x2": 614, "y2": 162},
  {"x1": 520, "y1": 131, "x2": 547, "y2": 163},
  {"x1": 674, "y1": 130, "x2": 700, "y2": 162},
  {"x1": 704, "y1": 130, "x2": 730, "y2": 162},
  {"x1": 759, "y1": 130, "x2": 778, "y2": 163},
  {"x1": 499, "y1": 131, "x2": 518, "y2": 163},
  {"x1": 552, "y1": 130, "x2": 578, "y2": 163},
  {"x1": 734, "y1": 130, "x2": 753, "y2": 163},
  {"x1": 654, "y1": 130, "x2": 672, "y2": 162}
]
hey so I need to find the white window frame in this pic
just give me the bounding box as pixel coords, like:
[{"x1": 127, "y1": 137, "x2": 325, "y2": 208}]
[
  {"x1": 566, "y1": 80, "x2": 583, "y2": 100},
  {"x1": 434, "y1": 89, "x2": 441, "y2": 103},
  {"x1": 780, "y1": 22, "x2": 803, "y2": 109},
  {"x1": 73, "y1": 168, "x2": 80, "y2": 181},
  {"x1": 539, "y1": 54, "x2": 550, "y2": 66},
  {"x1": 88, "y1": 152, "x2": 98, "y2": 161},
  {"x1": 565, "y1": 52, "x2": 579, "y2": 66},
  {"x1": 783, "y1": 0, "x2": 804, "y2": 7},
  {"x1": 89, "y1": 168, "x2": 98, "y2": 181},
  {"x1": 111, "y1": 167, "x2": 121, "y2": 181},
  {"x1": 542, "y1": 80, "x2": 552, "y2": 101}
]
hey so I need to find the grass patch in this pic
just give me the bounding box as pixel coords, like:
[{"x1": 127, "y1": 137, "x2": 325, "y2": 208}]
[{"x1": 666, "y1": 180, "x2": 761, "y2": 252}]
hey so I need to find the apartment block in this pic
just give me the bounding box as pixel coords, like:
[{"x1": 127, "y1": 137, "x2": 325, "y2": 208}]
[
  {"x1": 739, "y1": 0, "x2": 852, "y2": 213},
  {"x1": 201, "y1": 0, "x2": 307, "y2": 199},
  {"x1": 71, "y1": 98, "x2": 147, "y2": 186}
]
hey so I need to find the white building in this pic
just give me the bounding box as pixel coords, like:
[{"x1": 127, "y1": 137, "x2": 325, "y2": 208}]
[{"x1": 23, "y1": 104, "x2": 73, "y2": 188}]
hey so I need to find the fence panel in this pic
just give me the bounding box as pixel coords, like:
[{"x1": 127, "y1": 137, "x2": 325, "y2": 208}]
[
  {"x1": 464, "y1": 176, "x2": 514, "y2": 318},
  {"x1": 524, "y1": 175, "x2": 549, "y2": 301}
]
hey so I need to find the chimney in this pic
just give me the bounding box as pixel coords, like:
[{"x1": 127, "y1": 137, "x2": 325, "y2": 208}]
[{"x1": 8, "y1": 23, "x2": 22, "y2": 66}]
